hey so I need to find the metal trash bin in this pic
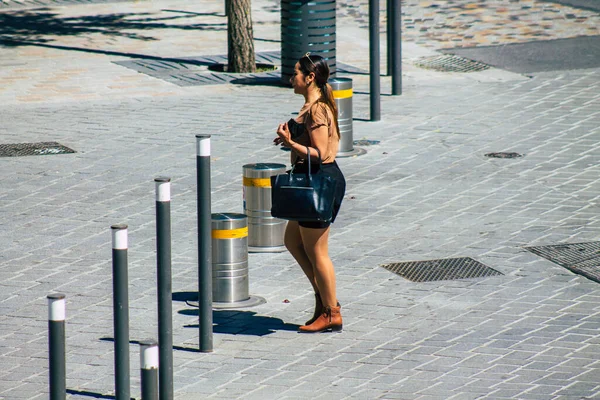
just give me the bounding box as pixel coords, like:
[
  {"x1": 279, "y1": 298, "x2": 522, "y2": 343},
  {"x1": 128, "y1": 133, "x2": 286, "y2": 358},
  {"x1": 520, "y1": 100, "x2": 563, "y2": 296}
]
[
  {"x1": 330, "y1": 77, "x2": 366, "y2": 157},
  {"x1": 281, "y1": 0, "x2": 336, "y2": 85},
  {"x1": 243, "y1": 163, "x2": 287, "y2": 253}
]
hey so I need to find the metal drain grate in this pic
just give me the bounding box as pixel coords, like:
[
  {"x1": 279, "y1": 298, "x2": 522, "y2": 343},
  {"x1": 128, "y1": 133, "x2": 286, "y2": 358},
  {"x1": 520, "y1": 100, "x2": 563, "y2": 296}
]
[
  {"x1": 381, "y1": 257, "x2": 502, "y2": 282},
  {"x1": 485, "y1": 152, "x2": 523, "y2": 159},
  {"x1": 0, "y1": 142, "x2": 76, "y2": 157},
  {"x1": 353, "y1": 139, "x2": 380, "y2": 146},
  {"x1": 414, "y1": 54, "x2": 491, "y2": 73},
  {"x1": 525, "y1": 241, "x2": 600, "y2": 283}
]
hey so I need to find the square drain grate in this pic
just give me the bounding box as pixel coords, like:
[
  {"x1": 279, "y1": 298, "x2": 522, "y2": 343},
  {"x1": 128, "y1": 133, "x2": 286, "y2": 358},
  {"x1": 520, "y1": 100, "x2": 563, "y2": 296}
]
[
  {"x1": 525, "y1": 241, "x2": 600, "y2": 283},
  {"x1": 381, "y1": 257, "x2": 502, "y2": 282},
  {"x1": 0, "y1": 142, "x2": 75, "y2": 157},
  {"x1": 414, "y1": 54, "x2": 491, "y2": 73}
]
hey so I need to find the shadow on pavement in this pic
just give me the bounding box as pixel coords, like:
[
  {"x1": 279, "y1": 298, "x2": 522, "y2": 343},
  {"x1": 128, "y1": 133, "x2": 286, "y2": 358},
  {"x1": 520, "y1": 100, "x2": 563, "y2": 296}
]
[
  {"x1": 66, "y1": 389, "x2": 115, "y2": 399},
  {"x1": 180, "y1": 309, "x2": 301, "y2": 336},
  {"x1": 0, "y1": 8, "x2": 226, "y2": 46}
]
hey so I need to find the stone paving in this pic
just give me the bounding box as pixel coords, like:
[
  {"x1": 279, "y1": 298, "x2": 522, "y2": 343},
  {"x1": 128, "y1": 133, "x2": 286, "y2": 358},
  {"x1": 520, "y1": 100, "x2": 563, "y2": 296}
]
[{"x1": 1, "y1": 0, "x2": 600, "y2": 399}]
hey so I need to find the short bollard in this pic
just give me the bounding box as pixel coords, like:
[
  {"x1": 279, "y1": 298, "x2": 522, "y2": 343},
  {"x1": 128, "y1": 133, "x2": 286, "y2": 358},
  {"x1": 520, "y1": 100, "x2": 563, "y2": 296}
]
[
  {"x1": 155, "y1": 177, "x2": 173, "y2": 400},
  {"x1": 330, "y1": 78, "x2": 366, "y2": 157},
  {"x1": 139, "y1": 340, "x2": 159, "y2": 400},
  {"x1": 212, "y1": 213, "x2": 265, "y2": 308},
  {"x1": 242, "y1": 163, "x2": 287, "y2": 253},
  {"x1": 111, "y1": 224, "x2": 130, "y2": 400},
  {"x1": 48, "y1": 293, "x2": 66, "y2": 400},
  {"x1": 196, "y1": 134, "x2": 213, "y2": 353}
]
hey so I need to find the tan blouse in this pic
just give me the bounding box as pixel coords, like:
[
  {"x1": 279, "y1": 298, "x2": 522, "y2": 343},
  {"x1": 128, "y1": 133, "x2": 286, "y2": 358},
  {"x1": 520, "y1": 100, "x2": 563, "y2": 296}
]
[{"x1": 291, "y1": 101, "x2": 340, "y2": 165}]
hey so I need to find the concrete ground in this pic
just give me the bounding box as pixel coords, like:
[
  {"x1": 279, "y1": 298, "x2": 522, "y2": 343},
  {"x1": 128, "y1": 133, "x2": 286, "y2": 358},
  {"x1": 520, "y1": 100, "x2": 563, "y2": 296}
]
[{"x1": 1, "y1": 0, "x2": 599, "y2": 399}]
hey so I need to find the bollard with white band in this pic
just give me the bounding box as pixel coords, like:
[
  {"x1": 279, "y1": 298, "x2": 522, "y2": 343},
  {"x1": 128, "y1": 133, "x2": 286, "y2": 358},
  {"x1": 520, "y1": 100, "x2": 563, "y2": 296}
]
[
  {"x1": 47, "y1": 293, "x2": 66, "y2": 400},
  {"x1": 111, "y1": 224, "x2": 130, "y2": 400},
  {"x1": 154, "y1": 177, "x2": 173, "y2": 400},
  {"x1": 196, "y1": 134, "x2": 213, "y2": 353},
  {"x1": 139, "y1": 340, "x2": 159, "y2": 400}
]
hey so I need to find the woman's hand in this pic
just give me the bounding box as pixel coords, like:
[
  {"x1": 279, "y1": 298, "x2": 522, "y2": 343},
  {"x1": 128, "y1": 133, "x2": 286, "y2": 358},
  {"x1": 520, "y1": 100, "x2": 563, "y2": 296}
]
[{"x1": 274, "y1": 122, "x2": 291, "y2": 146}]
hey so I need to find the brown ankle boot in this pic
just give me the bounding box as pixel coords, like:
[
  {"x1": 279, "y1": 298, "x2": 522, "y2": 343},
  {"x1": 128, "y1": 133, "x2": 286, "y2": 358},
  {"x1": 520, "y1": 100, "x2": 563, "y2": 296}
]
[
  {"x1": 305, "y1": 294, "x2": 341, "y2": 326},
  {"x1": 299, "y1": 305, "x2": 342, "y2": 333},
  {"x1": 305, "y1": 293, "x2": 323, "y2": 326}
]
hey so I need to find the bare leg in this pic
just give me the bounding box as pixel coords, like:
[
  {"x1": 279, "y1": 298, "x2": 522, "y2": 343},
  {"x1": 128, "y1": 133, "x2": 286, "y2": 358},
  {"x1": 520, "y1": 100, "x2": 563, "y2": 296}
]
[
  {"x1": 284, "y1": 221, "x2": 319, "y2": 293},
  {"x1": 299, "y1": 226, "x2": 337, "y2": 308}
]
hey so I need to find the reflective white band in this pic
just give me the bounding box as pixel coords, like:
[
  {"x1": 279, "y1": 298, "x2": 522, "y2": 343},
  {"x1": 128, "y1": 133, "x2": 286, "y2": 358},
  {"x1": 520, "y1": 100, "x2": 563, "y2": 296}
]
[
  {"x1": 140, "y1": 344, "x2": 159, "y2": 369},
  {"x1": 48, "y1": 298, "x2": 66, "y2": 321},
  {"x1": 156, "y1": 181, "x2": 171, "y2": 202},
  {"x1": 196, "y1": 137, "x2": 211, "y2": 157},
  {"x1": 112, "y1": 228, "x2": 128, "y2": 250}
]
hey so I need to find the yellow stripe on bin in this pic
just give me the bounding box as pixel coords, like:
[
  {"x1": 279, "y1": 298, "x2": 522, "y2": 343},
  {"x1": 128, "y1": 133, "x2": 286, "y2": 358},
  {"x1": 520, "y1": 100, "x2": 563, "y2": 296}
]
[
  {"x1": 332, "y1": 89, "x2": 353, "y2": 99},
  {"x1": 212, "y1": 226, "x2": 248, "y2": 239},
  {"x1": 243, "y1": 177, "x2": 272, "y2": 188}
]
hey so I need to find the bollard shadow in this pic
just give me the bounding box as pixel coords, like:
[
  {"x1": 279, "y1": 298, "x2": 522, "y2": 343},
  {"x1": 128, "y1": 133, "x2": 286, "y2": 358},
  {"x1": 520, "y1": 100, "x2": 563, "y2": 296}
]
[
  {"x1": 65, "y1": 389, "x2": 118, "y2": 399},
  {"x1": 99, "y1": 337, "x2": 202, "y2": 353},
  {"x1": 180, "y1": 309, "x2": 301, "y2": 336},
  {"x1": 172, "y1": 291, "x2": 198, "y2": 302}
]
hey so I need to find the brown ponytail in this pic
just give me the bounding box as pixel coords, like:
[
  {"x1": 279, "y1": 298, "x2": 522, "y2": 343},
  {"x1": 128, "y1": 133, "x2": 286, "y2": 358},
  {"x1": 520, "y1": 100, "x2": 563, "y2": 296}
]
[{"x1": 320, "y1": 83, "x2": 341, "y2": 139}]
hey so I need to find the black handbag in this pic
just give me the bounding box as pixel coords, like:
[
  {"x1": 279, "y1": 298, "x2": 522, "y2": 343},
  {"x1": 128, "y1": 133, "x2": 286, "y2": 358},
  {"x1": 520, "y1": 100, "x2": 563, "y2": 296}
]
[{"x1": 271, "y1": 147, "x2": 337, "y2": 222}]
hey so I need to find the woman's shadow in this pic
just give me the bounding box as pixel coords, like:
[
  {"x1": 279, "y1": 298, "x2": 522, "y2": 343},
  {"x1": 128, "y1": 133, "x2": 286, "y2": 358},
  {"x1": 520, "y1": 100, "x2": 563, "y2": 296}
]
[{"x1": 175, "y1": 292, "x2": 300, "y2": 336}]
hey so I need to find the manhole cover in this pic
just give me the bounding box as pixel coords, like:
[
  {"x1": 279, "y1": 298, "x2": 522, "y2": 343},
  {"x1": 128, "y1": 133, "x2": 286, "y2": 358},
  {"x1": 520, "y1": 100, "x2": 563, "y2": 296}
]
[
  {"x1": 485, "y1": 152, "x2": 522, "y2": 159},
  {"x1": 414, "y1": 54, "x2": 491, "y2": 73},
  {"x1": 0, "y1": 142, "x2": 76, "y2": 157},
  {"x1": 525, "y1": 241, "x2": 600, "y2": 283},
  {"x1": 381, "y1": 257, "x2": 502, "y2": 282}
]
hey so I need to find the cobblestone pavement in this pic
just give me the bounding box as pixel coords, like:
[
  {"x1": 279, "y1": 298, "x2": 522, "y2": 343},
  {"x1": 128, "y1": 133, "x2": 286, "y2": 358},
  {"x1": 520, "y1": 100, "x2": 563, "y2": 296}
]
[{"x1": 1, "y1": 0, "x2": 600, "y2": 399}]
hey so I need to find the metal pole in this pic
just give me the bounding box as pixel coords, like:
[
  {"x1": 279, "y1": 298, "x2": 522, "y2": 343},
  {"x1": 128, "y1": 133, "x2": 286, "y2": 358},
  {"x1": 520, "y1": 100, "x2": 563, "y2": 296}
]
[
  {"x1": 155, "y1": 177, "x2": 173, "y2": 400},
  {"x1": 111, "y1": 224, "x2": 130, "y2": 400},
  {"x1": 386, "y1": 0, "x2": 391, "y2": 76},
  {"x1": 196, "y1": 134, "x2": 213, "y2": 353},
  {"x1": 48, "y1": 293, "x2": 66, "y2": 400},
  {"x1": 390, "y1": 0, "x2": 402, "y2": 95},
  {"x1": 140, "y1": 340, "x2": 159, "y2": 400},
  {"x1": 369, "y1": 0, "x2": 381, "y2": 121}
]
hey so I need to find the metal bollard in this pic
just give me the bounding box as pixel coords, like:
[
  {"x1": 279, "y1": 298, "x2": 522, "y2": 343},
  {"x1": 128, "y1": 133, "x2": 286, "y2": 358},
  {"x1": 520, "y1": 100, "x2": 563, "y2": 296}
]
[
  {"x1": 48, "y1": 293, "x2": 66, "y2": 400},
  {"x1": 242, "y1": 163, "x2": 287, "y2": 253},
  {"x1": 330, "y1": 78, "x2": 366, "y2": 158},
  {"x1": 369, "y1": 0, "x2": 381, "y2": 121},
  {"x1": 111, "y1": 224, "x2": 130, "y2": 400},
  {"x1": 154, "y1": 177, "x2": 173, "y2": 400},
  {"x1": 212, "y1": 213, "x2": 265, "y2": 309},
  {"x1": 139, "y1": 340, "x2": 159, "y2": 400},
  {"x1": 196, "y1": 134, "x2": 213, "y2": 353}
]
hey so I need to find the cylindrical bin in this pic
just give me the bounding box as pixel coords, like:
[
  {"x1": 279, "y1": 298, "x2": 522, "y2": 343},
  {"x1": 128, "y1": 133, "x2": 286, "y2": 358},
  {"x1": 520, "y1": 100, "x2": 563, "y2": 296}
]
[
  {"x1": 212, "y1": 213, "x2": 249, "y2": 303},
  {"x1": 243, "y1": 163, "x2": 287, "y2": 253},
  {"x1": 331, "y1": 78, "x2": 366, "y2": 158},
  {"x1": 211, "y1": 213, "x2": 266, "y2": 309},
  {"x1": 281, "y1": 0, "x2": 336, "y2": 85}
]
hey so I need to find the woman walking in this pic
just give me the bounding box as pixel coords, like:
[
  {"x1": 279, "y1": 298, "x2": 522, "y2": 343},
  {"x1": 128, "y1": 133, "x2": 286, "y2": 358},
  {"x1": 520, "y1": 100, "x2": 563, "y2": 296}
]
[{"x1": 274, "y1": 53, "x2": 346, "y2": 333}]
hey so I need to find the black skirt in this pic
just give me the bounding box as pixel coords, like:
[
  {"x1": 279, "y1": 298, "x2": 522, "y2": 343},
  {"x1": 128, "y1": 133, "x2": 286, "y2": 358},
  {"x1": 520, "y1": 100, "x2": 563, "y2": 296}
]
[{"x1": 293, "y1": 161, "x2": 346, "y2": 229}]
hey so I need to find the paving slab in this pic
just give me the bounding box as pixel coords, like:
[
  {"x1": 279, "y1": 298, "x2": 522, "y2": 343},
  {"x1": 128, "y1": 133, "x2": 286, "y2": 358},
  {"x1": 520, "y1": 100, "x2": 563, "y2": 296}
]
[{"x1": 1, "y1": 0, "x2": 600, "y2": 399}]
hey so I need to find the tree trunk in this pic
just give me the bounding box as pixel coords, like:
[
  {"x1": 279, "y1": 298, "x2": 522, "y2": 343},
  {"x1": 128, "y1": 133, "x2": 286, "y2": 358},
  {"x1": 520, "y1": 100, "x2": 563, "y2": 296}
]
[{"x1": 227, "y1": 0, "x2": 256, "y2": 73}]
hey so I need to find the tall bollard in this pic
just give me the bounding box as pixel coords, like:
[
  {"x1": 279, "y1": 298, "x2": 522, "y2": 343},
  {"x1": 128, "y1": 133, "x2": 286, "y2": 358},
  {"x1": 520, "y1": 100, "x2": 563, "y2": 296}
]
[
  {"x1": 155, "y1": 177, "x2": 173, "y2": 400},
  {"x1": 139, "y1": 340, "x2": 159, "y2": 400},
  {"x1": 390, "y1": 0, "x2": 402, "y2": 95},
  {"x1": 111, "y1": 224, "x2": 130, "y2": 400},
  {"x1": 369, "y1": 0, "x2": 381, "y2": 121},
  {"x1": 48, "y1": 293, "x2": 66, "y2": 400},
  {"x1": 196, "y1": 134, "x2": 213, "y2": 353}
]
